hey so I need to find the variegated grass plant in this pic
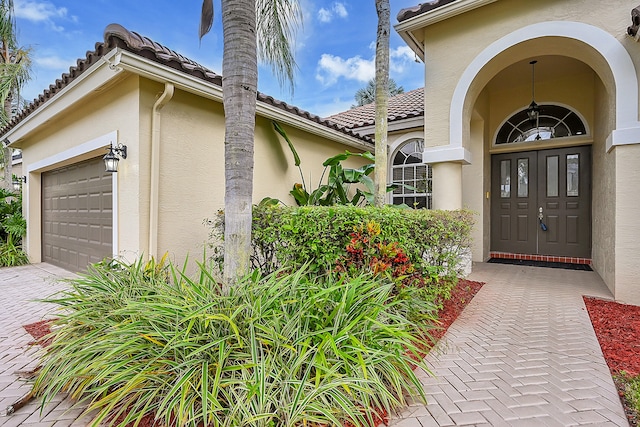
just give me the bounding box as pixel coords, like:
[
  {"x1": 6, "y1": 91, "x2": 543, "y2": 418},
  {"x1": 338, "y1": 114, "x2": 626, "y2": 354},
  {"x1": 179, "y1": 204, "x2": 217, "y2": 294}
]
[{"x1": 34, "y1": 257, "x2": 438, "y2": 427}]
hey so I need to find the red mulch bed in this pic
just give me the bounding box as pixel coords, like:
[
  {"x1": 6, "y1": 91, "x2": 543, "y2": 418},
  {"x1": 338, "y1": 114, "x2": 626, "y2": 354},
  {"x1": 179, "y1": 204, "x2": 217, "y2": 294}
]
[
  {"x1": 584, "y1": 296, "x2": 640, "y2": 426},
  {"x1": 432, "y1": 279, "x2": 484, "y2": 341},
  {"x1": 23, "y1": 319, "x2": 56, "y2": 347},
  {"x1": 21, "y1": 280, "x2": 484, "y2": 427}
]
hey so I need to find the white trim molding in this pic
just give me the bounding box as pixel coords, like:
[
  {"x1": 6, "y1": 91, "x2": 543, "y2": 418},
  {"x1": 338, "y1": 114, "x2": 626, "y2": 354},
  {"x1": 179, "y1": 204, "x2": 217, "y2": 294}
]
[
  {"x1": 388, "y1": 131, "x2": 426, "y2": 156},
  {"x1": 606, "y1": 127, "x2": 640, "y2": 152},
  {"x1": 423, "y1": 146, "x2": 472, "y2": 165},
  {"x1": 450, "y1": 21, "x2": 640, "y2": 157}
]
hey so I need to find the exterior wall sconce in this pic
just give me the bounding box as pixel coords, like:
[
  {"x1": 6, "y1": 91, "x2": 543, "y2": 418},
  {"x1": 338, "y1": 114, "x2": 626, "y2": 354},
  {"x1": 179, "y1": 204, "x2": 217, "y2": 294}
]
[
  {"x1": 103, "y1": 142, "x2": 127, "y2": 173},
  {"x1": 12, "y1": 175, "x2": 26, "y2": 192}
]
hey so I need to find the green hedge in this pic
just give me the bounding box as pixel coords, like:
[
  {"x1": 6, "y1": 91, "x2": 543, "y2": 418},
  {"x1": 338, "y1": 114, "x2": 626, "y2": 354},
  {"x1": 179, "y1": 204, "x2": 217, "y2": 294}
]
[{"x1": 208, "y1": 206, "x2": 474, "y2": 279}]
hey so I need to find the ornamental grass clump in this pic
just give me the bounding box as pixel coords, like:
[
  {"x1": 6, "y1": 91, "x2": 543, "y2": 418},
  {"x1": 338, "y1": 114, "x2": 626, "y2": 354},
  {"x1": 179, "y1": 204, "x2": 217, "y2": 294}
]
[{"x1": 34, "y1": 257, "x2": 437, "y2": 427}]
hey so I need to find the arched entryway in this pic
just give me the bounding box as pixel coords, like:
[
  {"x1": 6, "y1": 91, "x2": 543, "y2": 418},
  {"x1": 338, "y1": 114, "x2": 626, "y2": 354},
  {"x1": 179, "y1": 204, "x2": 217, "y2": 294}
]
[
  {"x1": 430, "y1": 21, "x2": 640, "y2": 277},
  {"x1": 398, "y1": 3, "x2": 640, "y2": 302},
  {"x1": 479, "y1": 54, "x2": 600, "y2": 264}
]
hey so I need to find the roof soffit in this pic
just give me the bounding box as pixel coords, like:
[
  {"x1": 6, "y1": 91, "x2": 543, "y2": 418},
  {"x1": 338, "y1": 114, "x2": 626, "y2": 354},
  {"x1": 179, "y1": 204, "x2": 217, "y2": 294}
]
[{"x1": 395, "y1": 0, "x2": 499, "y2": 58}]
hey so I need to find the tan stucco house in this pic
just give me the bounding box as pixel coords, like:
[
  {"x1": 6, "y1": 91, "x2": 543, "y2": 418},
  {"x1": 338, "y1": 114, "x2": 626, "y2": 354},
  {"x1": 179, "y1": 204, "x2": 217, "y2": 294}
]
[
  {"x1": 386, "y1": 0, "x2": 640, "y2": 305},
  {"x1": 0, "y1": 24, "x2": 372, "y2": 273},
  {"x1": 4, "y1": 0, "x2": 640, "y2": 306}
]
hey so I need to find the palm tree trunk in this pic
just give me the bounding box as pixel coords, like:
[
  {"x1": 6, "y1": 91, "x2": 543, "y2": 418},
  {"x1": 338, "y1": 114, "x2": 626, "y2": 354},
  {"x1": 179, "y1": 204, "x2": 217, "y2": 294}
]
[
  {"x1": 221, "y1": 0, "x2": 257, "y2": 288},
  {"x1": 374, "y1": 0, "x2": 390, "y2": 207},
  {"x1": 2, "y1": 95, "x2": 12, "y2": 191}
]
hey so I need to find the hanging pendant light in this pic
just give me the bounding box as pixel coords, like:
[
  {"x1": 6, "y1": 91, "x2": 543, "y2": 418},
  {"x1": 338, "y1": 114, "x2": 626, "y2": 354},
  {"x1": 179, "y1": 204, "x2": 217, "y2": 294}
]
[{"x1": 527, "y1": 60, "x2": 540, "y2": 123}]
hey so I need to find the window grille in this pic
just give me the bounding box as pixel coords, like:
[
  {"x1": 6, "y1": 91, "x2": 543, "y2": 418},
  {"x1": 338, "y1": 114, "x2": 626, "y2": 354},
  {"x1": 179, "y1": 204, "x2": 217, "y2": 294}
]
[{"x1": 391, "y1": 139, "x2": 432, "y2": 209}]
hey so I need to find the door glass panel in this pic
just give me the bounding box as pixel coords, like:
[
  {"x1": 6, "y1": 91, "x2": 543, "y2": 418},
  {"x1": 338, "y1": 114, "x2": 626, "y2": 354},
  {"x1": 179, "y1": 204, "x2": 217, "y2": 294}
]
[
  {"x1": 500, "y1": 160, "x2": 511, "y2": 198},
  {"x1": 517, "y1": 158, "x2": 528, "y2": 197},
  {"x1": 567, "y1": 154, "x2": 579, "y2": 197},
  {"x1": 546, "y1": 156, "x2": 559, "y2": 197}
]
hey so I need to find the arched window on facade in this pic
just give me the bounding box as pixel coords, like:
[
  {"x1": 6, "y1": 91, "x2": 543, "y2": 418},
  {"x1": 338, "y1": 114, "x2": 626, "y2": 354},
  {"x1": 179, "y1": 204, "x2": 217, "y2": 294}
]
[
  {"x1": 495, "y1": 104, "x2": 587, "y2": 144},
  {"x1": 391, "y1": 139, "x2": 432, "y2": 209}
]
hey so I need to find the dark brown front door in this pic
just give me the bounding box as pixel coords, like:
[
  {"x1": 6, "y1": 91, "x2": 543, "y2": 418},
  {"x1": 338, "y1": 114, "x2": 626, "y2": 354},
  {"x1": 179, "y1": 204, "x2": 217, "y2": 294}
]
[{"x1": 491, "y1": 146, "x2": 591, "y2": 258}]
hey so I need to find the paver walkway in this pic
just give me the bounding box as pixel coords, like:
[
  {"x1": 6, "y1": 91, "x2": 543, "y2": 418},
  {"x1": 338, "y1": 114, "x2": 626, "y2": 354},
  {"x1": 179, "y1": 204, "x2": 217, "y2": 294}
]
[
  {"x1": 0, "y1": 262, "x2": 631, "y2": 426},
  {"x1": 0, "y1": 263, "x2": 92, "y2": 427},
  {"x1": 390, "y1": 262, "x2": 629, "y2": 426}
]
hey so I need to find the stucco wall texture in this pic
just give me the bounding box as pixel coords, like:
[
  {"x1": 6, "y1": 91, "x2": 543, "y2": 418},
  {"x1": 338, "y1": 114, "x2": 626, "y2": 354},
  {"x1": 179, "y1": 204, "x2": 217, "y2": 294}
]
[
  {"x1": 18, "y1": 73, "x2": 367, "y2": 271},
  {"x1": 410, "y1": 0, "x2": 640, "y2": 303}
]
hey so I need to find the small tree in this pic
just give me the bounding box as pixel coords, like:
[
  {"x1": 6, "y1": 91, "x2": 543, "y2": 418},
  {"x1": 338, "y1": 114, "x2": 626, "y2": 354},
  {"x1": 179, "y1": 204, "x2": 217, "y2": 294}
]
[{"x1": 352, "y1": 77, "x2": 403, "y2": 108}]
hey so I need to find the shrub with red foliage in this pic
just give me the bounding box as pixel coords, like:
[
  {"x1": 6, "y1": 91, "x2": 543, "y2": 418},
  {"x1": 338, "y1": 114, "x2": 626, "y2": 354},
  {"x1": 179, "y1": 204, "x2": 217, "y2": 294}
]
[{"x1": 335, "y1": 220, "x2": 433, "y2": 291}]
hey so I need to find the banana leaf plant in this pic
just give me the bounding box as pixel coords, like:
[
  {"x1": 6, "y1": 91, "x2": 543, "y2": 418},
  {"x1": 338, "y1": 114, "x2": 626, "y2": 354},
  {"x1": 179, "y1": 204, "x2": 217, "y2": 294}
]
[{"x1": 272, "y1": 121, "x2": 407, "y2": 206}]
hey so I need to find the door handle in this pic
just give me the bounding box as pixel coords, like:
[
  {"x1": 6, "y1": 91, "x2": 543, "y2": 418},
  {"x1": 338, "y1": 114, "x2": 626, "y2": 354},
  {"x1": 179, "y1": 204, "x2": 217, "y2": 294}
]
[{"x1": 538, "y1": 207, "x2": 547, "y2": 231}]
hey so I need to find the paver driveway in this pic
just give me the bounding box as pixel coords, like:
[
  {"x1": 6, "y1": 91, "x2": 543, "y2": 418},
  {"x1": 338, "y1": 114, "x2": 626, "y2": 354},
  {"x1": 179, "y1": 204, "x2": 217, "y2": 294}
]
[{"x1": 0, "y1": 263, "x2": 92, "y2": 427}]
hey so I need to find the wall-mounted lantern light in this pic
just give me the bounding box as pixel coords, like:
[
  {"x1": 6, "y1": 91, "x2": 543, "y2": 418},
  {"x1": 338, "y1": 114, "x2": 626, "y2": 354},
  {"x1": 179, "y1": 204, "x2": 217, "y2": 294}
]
[
  {"x1": 12, "y1": 175, "x2": 26, "y2": 192},
  {"x1": 103, "y1": 142, "x2": 127, "y2": 173}
]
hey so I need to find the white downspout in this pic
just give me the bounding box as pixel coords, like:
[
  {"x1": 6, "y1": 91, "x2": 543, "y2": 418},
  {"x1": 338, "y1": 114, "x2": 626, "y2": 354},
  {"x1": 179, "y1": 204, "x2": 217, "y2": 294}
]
[{"x1": 149, "y1": 82, "x2": 175, "y2": 260}]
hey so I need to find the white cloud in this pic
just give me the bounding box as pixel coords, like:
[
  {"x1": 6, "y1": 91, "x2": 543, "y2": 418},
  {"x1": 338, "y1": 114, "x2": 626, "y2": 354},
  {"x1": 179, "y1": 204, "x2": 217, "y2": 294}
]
[
  {"x1": 333, "y1": 2, "x2": 348, "y2": 18},
  {"x1": 390, "y1": 45, "x2": 417, "y2": 73},
  {"x1": 318, "y1": 7, "x2": 332, "y2": 23},
  {"x1": 35, "y1": 55, "x2": 74, "y2": 70},
  {"x1": 315, "y1": 45, "x2": 418, "y2": 87},
  {"x1": 317, "y1": 2, "x2": 348, "y2": 23},
  {"x1": 14, "y1": 0, "x2": 74, "y2": 31},
  {"x1": 315, "y1": 53, "x2": 374, "y2": 86}
]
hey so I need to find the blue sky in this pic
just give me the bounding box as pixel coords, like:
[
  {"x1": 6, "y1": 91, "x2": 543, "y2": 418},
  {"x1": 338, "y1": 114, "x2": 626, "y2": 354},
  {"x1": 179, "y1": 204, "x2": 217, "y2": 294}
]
[{"x1": 13, "y1": 0, "x2": 424, "y2": 118}]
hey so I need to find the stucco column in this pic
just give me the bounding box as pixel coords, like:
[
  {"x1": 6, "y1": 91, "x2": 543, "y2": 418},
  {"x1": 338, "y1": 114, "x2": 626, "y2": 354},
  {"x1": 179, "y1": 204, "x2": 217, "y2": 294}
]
[
  {"x1": 614, "y1": 144, "x2": 640, "y2": 305},
  {"x1": 432, "y1": 161, "x2": 462, "y2": 210}
]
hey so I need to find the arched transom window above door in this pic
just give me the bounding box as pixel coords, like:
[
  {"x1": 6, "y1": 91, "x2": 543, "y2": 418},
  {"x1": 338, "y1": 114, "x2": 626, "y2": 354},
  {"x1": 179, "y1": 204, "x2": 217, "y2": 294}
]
[
  {"x1": 496, "y1": 104, "x2": 587, "y2": 145},
  {"x1": 391, "y1": 139, "x2": 432, "y2": 209}
]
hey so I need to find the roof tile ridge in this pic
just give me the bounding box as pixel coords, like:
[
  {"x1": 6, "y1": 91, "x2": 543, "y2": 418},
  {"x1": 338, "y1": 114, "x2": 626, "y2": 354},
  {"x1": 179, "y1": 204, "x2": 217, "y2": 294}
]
[
  {"x1": 103, "y1": 23, "x2": 220, "y2": 82},
  {"x1": 397, "y1": 0, "x2": 458, "y2": 22},
  {"x1": 1, "y1": 24, "x2": 372, "y2": 146}
]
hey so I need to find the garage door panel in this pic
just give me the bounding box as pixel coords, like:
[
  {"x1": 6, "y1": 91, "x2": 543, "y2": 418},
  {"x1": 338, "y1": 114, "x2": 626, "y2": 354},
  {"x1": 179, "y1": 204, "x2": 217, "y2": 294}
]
[{"x1": 42, "y1": 157, "x2": 113, "y2": 272}]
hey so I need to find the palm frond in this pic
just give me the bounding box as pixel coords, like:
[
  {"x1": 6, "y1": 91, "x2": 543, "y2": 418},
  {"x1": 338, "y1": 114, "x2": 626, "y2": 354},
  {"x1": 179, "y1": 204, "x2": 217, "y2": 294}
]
[
  {"x1": 256, "y1": 0, "x2": 302, "y2": 94},
  {"x1": 199, "y1": 0, "x2": 213, "y2": 40}
]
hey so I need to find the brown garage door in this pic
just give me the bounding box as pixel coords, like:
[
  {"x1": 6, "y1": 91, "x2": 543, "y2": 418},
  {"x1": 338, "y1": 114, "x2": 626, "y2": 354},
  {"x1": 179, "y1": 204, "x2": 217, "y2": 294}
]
[{"x1": 42, "y1": 157, "x2": 113, "y2": 272}]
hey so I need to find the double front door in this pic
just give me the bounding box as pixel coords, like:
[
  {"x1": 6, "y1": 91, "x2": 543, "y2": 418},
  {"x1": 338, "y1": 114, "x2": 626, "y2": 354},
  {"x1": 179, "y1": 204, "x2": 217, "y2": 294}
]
[{"x1": 491, "y1": 146, "x2": 591, "y2": 258}]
